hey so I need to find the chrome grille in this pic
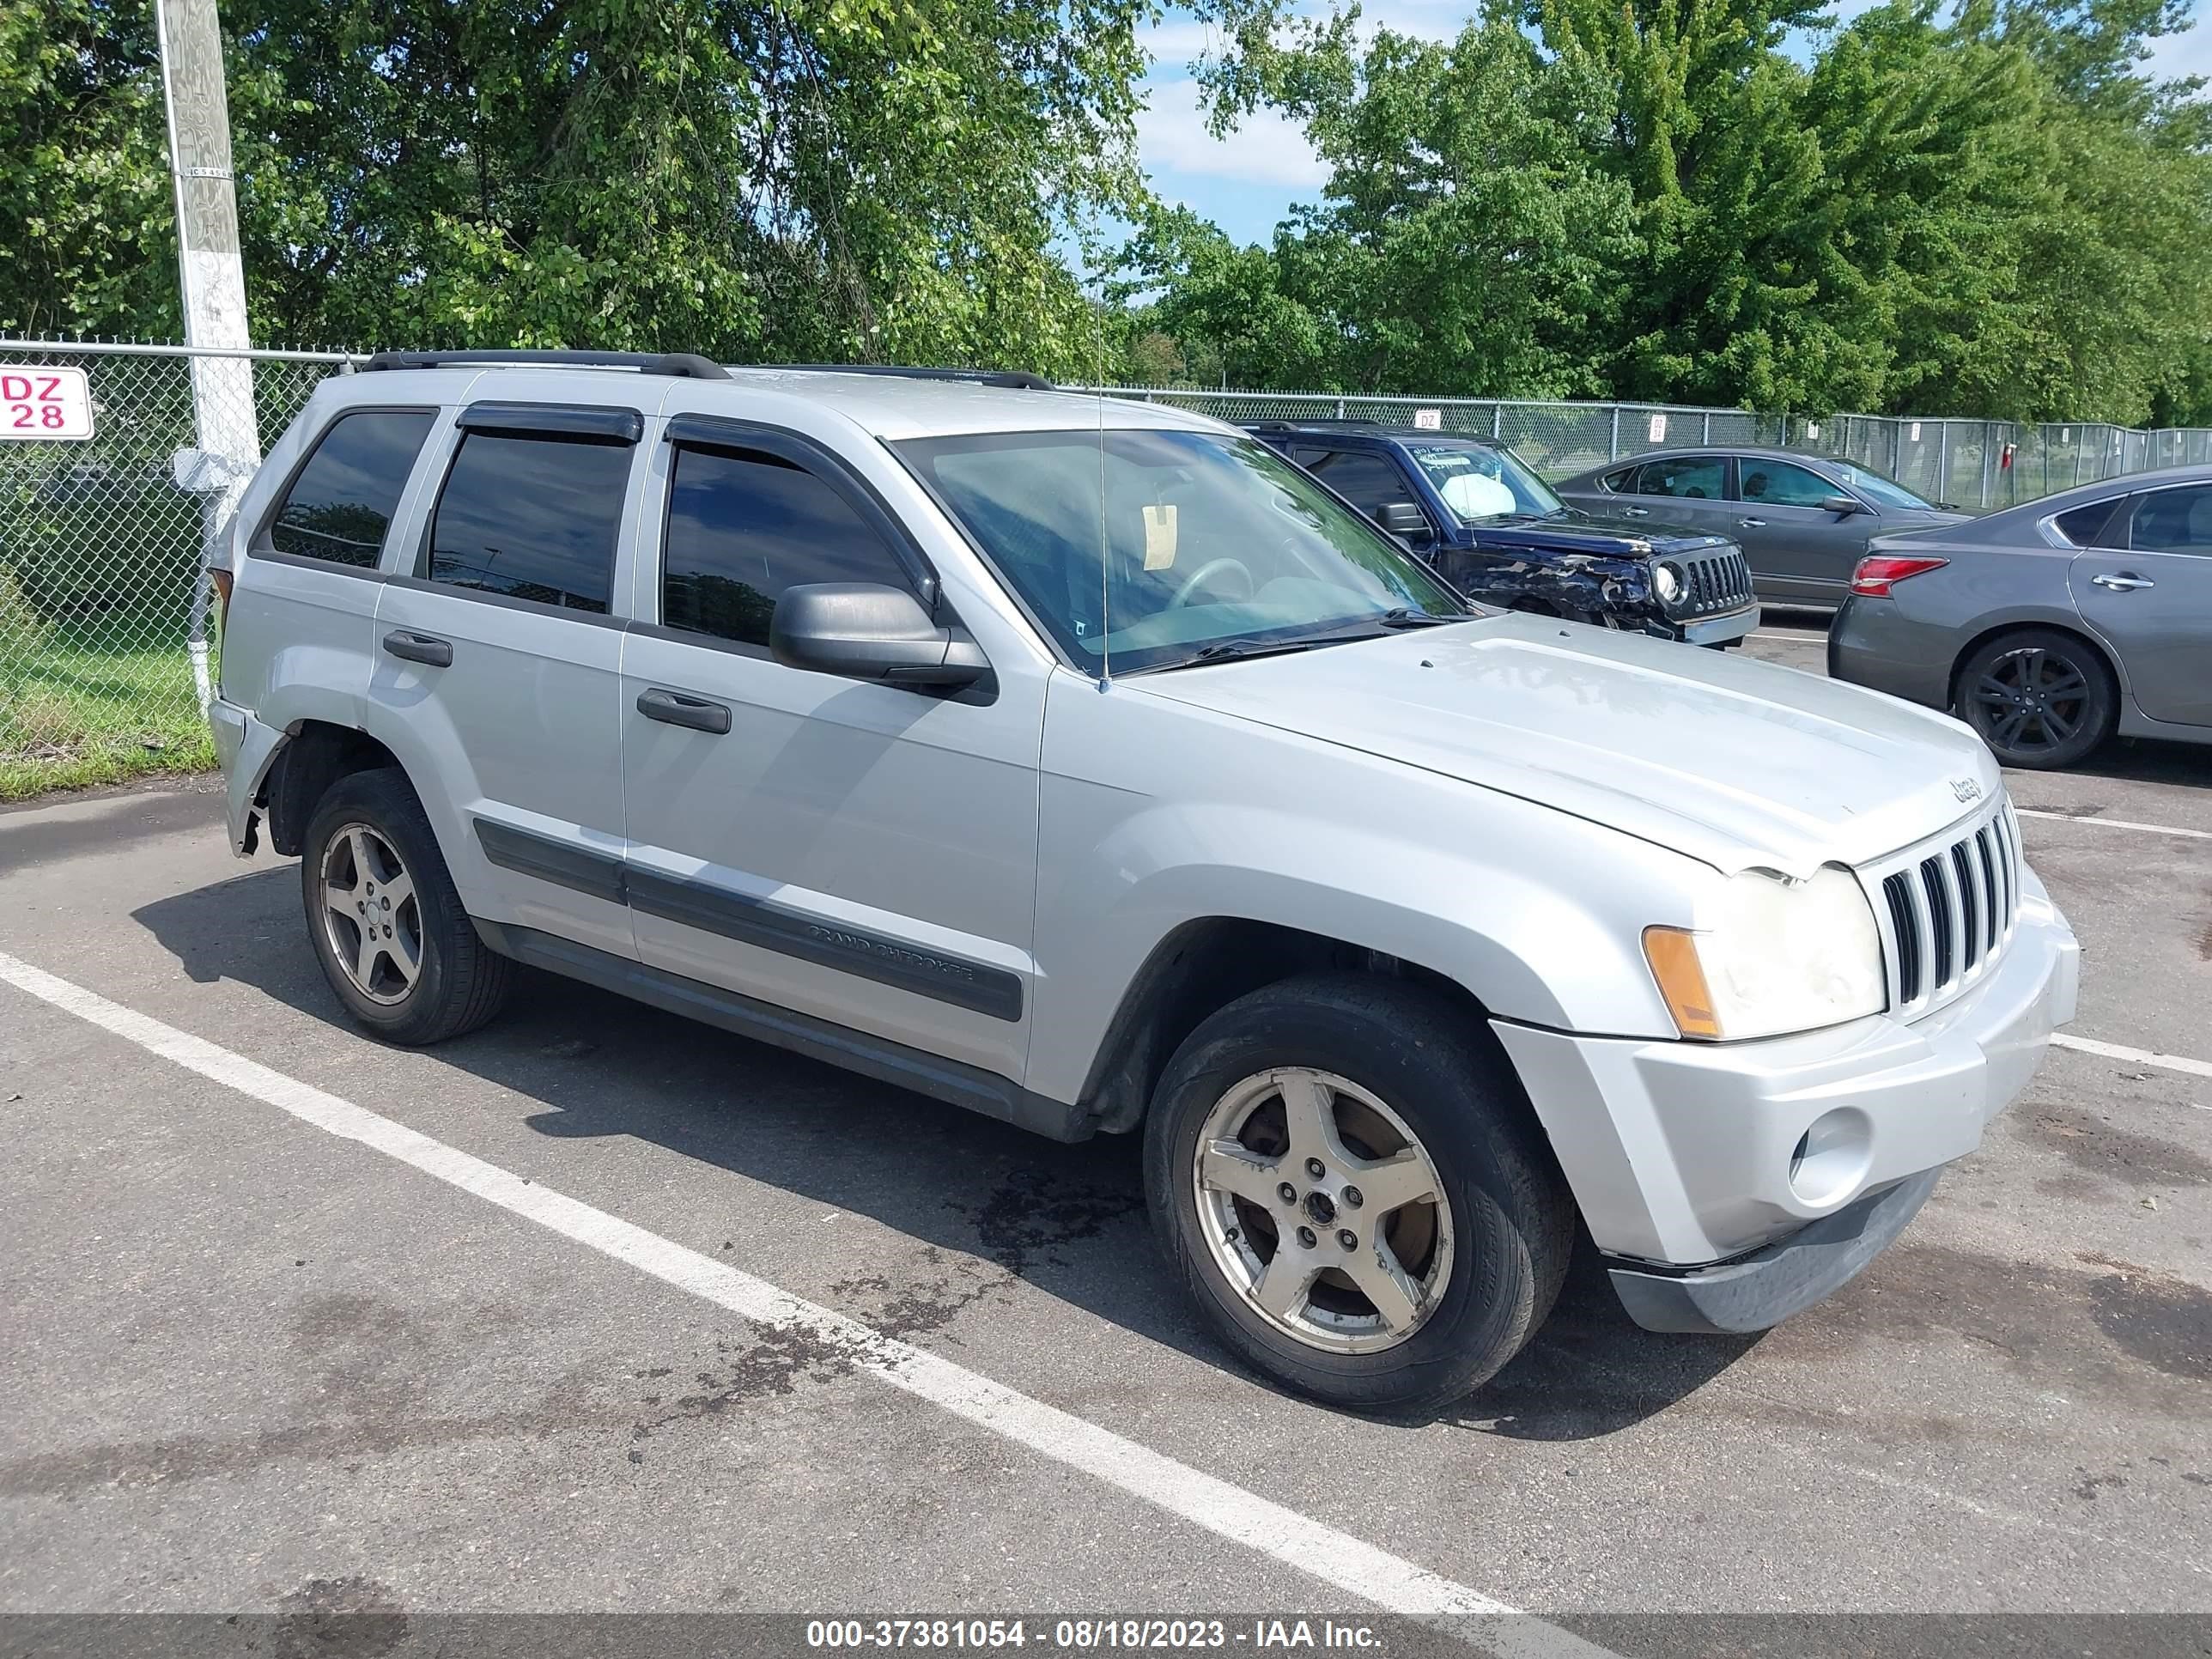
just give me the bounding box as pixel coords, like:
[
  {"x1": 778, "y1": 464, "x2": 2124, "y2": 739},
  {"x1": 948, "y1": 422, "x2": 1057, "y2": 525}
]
[
  {"x1": 1668, "y1": 546, "x2": 1755, "y2": 617},
  {"x1": 1867, "y1": 800, "x2": 2021, "y2": 1018}
]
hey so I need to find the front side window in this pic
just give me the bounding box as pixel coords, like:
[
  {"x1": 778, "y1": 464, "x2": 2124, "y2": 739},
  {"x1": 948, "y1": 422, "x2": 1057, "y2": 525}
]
[
  {"x1": 897, "y1": 428, "x2": 1469, "y2": 673},
  {"x1": 268, "y1": 409, "x2": 434, "y2": 568},
  {"x1": 1300, "y1": 449, "x2": 1414, "y2": 517},
  {"x1": 424, "y1": 432, "x2": 632, "y2": 612},
  {"x1": 2128, "y1": 485, "x2": 2212, "y2": 554},
  {"x1": 662, "y1": 446, "x2": 913, "y2": 647},
  {"x1": 1739, "y1": 459, "x2": 1839, "y2": 508},
  {"x1": 1407, "y1": 444, "x2": 1561, "y2": 520},
  {"x1": 1633, "y1": 457, "x2": 1724, "y2": 500}
]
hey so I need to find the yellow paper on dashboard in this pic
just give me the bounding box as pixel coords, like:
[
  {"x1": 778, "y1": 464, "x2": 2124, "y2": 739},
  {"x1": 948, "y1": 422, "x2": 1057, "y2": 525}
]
[{"x1": 1143, "y1": 503, "x2": 1178, "y2": 570}]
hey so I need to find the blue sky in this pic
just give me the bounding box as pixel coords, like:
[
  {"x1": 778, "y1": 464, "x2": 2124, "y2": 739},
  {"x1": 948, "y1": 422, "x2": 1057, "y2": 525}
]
[{"x1": 1129, "y1": 0, "x2": 2212, "y2": 248}]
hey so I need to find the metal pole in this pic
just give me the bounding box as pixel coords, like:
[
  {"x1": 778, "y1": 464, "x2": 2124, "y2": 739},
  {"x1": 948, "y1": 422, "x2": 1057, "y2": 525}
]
[
  {"x1": 157, "y1": 0, "x2": 258, "y2": 714},
  {"x1": 1608, "y1": 406, "x2": 1620, "y2": 462},
  {"x1": 1935, "y1": 422, "x2": 1949, "y2": 506}
]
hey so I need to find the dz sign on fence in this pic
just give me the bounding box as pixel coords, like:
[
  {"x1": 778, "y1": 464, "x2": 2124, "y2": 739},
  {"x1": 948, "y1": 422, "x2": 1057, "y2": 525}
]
[{"x1": 1, "y1": 366, "x2": 94, "y2": 440}]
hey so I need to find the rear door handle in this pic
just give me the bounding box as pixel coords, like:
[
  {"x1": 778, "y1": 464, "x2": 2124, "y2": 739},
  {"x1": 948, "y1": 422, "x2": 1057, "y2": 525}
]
[
  {"x1": 1620, "y1": 505, "x2": 1650, "y2": 516},
  {"x1": 636, "y1": 688, "x2": 732, "y2": 735},
  {"x1": 1738, "y1": 517, "x2": 1767, "y2": 528},
  {"x1": 382, "y1": 630, "x2": 453, "y2": 667},
  {"x1": 2090, "y1": 573, "x2": 2154, "y2": 592}
]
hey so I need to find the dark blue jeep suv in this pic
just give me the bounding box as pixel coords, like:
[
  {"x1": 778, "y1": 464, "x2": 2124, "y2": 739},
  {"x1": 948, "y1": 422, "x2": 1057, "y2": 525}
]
[{"x1": 1247, "y1": 422, "x2": 1758, "y2": 645}]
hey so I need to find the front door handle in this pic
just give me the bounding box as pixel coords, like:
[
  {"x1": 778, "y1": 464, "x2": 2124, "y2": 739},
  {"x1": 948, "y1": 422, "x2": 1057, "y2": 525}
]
[
  {"x1": 2090, "y1": 572, "x2": 2154, "y2": 592},
  {"x1": 1738, "y1": 517, "x2": 1767, "y2": 529},
  {"x1": 382, "y1": 630, "x2": 453, "y2": 667},
  {"x1": 636, "y1": 688, "x2": 732, "y2": 735}
]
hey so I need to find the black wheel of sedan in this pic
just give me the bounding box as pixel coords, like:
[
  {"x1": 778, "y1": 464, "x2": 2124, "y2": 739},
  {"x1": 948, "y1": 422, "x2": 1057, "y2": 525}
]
[
  {"x1": 1143, "y1": 975, "x2": 1574, "y2": 1413},
  {"x1": 1955, "y1": 629, "x2": 2117, "y2": 770},
  {"x1": 301, "y1": 768, "x2": 514, "y2": 1044}
]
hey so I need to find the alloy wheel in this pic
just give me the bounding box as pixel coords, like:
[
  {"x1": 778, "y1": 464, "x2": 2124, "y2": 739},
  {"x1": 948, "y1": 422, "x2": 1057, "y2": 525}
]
[
  {"x1": 319, "y1": 822, "x2": 422, "y2": 1006},
  {"x1": 1968, "y1": 646, "x2": 2090, "y2": 757},
  {"x1": 1190, "y1": 1067, "x2": 1454, "y2": 1354}
]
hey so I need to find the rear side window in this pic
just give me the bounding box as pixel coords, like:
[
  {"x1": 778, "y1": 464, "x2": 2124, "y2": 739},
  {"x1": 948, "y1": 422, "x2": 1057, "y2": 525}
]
[
  {"x1": 425, "y1": 433, "x2": 632, "y2": 613},
  {"x1": 268, "y1": 410, "x2": 434, "y2": 568},
  {"x1": 1633, "y1": 457, "x2": 1724, "y2": 499},
  {"x1": 662, "y1": 446, "x2": 913, "y2": 647},
  {"x1": 2128, "y1": 485, "x2": 2212, "y2": 554}
]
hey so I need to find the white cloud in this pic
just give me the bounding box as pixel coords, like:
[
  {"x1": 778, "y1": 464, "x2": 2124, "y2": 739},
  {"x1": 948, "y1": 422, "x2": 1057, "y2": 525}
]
[{"x1": 1134, "y1": 78, "x2": 1330, "y2": 189}]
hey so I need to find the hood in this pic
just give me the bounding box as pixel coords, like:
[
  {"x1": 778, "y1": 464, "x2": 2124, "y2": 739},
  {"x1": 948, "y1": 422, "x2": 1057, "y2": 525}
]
[
  {"x1": 1133, "y1": 612, "x2": 2000, "y2": 878},
  {"x1": 1462, "y1": 507, "x2": 1730, "y2": 559}
]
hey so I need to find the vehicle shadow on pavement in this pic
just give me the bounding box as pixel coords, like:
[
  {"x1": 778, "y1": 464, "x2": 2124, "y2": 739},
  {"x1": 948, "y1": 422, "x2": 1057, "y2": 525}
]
[{"x1": 135, "y1": 865, "x2": 1753, "y2": 1437}]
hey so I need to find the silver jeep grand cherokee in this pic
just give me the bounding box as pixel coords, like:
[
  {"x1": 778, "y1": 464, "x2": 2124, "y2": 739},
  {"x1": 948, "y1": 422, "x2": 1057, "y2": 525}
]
[{"x1": 209, "y1": 351, "x2": 2079, "y2": 1412}]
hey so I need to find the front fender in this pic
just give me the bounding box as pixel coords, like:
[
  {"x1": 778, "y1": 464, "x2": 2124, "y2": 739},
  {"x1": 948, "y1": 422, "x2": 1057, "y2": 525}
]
[{"x1": 1025, "y1": 673, "x2": 1700, "y2": 1107}]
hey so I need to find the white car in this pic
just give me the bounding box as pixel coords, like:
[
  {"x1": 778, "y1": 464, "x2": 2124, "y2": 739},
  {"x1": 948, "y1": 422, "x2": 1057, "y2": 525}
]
[{"x1": 209, "y1": 352, "x2": 2079, "y2": 1410}]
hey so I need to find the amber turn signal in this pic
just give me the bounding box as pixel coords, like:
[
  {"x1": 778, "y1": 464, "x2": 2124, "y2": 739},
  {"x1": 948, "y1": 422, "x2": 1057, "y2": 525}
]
[{"x1": 1642, "y1": 926, "x2": 1721, "y2": 1039}]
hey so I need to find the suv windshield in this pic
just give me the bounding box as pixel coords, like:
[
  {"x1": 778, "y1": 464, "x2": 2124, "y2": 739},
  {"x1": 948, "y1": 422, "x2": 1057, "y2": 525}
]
[
  {"x1": 1829, "y1": 459, "x2": 1936, "y2": 511},
  {"x1": 1406, "y1": 443, "x2": 1564, "y2": 521},
  {"x1": 897, "y1": 428, "x2": 1471, "y2": 673}
]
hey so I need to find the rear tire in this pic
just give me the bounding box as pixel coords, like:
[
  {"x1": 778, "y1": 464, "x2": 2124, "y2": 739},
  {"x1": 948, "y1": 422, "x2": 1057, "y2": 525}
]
[
  {"x1": 1143, "y1": 975, "x2": 1573, "y2": 1413},
  {"x1": 1954, "y1": 629, "x2": 2117, "y2": 770},
  {"x1": 301, "y1": 768, "x2": 512, "y2": 1044}
]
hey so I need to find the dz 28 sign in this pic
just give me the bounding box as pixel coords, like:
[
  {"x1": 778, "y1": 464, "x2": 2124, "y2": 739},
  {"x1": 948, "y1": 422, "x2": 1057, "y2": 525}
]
[{"x1": 1, "y1": 366, "x2": 95, "y2": 441}]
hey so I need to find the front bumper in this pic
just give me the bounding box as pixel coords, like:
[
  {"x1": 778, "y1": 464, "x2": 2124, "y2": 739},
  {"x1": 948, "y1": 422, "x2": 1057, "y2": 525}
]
[
  {"x1": 1656, "y1": 603, "x2": 1757, "y2": 647},
  {"x1": 1492, "y1": 872, "x2": 2077, "y2": 1328}
]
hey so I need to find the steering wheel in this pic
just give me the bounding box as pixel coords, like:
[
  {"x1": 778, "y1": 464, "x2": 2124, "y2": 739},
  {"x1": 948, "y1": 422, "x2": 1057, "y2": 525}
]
[{"x1": 1170, "y1": 557, "x2": 1255, "y2": 610}]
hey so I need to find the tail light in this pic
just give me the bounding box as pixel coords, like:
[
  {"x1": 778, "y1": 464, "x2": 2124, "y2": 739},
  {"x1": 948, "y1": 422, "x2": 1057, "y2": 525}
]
[
  {"x1": 210, "y1": 564, "x2": 234, "y2": 629},
  {"x1": 1850, "y1": 555, "x2": 1948, "y2": 598}
]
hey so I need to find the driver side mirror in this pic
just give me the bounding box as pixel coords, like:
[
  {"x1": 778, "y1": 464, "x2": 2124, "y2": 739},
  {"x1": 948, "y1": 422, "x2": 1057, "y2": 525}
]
[
  {"x1": 1372, "y1": 501, "x2": 1431, "y2": 540},
  {"x1": 770, "y1": 583, "x2": 990, "y2": 690},
  {"x1": 1820, "y1": 494, "x2": 1869, "y2": 516}
]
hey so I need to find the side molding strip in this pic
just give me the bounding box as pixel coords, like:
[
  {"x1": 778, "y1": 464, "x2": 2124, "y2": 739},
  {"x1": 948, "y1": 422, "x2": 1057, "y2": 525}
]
[
  {"x1": 471, "y1": 820, "x2": 1023, "y2": 1023},
  {"x1": 472, "y1": 921, "x2": 1083, "y2": 1140}
]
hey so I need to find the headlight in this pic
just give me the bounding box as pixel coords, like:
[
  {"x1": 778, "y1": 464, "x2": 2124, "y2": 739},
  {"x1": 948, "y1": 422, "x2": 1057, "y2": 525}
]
[
  {"x1": 1654, "y1": 562, "x2": 1684, "y2": 604},
  {"x1": 1643, "y1": 866, "x2": 1885, "y2": 1040}
]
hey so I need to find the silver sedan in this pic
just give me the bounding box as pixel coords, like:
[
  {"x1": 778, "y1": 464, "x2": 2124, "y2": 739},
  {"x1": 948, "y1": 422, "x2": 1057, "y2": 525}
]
[{"x1": 1827, "y1": 464, "x2": 2212, "y2": 769}]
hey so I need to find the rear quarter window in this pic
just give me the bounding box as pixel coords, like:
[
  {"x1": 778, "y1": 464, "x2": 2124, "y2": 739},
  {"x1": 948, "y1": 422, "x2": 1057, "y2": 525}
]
[{"x1": 265, "y1": 409, "x2": 436, "y2": 568}]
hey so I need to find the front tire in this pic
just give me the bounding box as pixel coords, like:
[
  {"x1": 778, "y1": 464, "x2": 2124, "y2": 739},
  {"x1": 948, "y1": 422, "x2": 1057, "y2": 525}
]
[
  {"x1": 301, "y1": 768, "x2": 513, "y2": 1044},
  {"x1": 1954, "y1": 629, "x2": 2117, "y2": 770},
  {"x1": 1143, "y1": 975, "x2": 1573, "y2": 1413}
]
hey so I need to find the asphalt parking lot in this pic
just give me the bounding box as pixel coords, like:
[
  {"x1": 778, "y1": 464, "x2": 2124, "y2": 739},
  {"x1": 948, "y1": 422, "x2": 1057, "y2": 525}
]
[{"x1": 3, "y1": 611, "x2": 2209, "y2": 1654}]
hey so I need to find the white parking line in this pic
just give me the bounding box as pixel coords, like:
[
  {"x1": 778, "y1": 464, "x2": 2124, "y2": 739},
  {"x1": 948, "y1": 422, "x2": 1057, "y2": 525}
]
[
  {"x1": 1748, "y1": 630, "x2": 1824, "y2": 644},
  {"x1": 2053, "y1": 1033, "x2": 2212, "y2": 1089},
  {"x1": 2015, "y1": 808, "x2": 2212, "y2": 842},
  {"x1": 0, "y1": 950, "x2": 1612, "y2": 1659}
]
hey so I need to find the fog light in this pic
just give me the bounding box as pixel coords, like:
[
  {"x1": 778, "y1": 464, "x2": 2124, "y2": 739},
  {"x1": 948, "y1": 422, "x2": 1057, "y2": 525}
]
[{"x1": 1788, "y1": 1107, "x2": 1873, "y2": 1207}]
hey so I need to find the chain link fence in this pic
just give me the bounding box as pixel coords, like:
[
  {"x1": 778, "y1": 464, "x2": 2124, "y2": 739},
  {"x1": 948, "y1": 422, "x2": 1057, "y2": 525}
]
[
  {"x1": 1078, "y1": 388, "x2": 2201, "y2": 512},
  {"x1": 5, "y1": 339, "x2": 2210, "y2": 796},
  {"x1": 0, "y1": 341, "x2": 353, "y2": 795}
]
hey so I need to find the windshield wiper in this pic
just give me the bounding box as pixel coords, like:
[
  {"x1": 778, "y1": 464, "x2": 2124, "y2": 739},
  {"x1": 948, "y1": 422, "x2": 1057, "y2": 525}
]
[
  {"x1": 1164, "y1": 637, "x2": 1341, "y2": 669},
  {"x1": 1376, "y1": 607, "x2": 1458, "y2": 628}
]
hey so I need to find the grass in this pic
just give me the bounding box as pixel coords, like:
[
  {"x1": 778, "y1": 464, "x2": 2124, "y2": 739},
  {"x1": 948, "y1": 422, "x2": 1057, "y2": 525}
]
[{"x1": 0, "y1": 603, "x2": 217, "y2": 800}]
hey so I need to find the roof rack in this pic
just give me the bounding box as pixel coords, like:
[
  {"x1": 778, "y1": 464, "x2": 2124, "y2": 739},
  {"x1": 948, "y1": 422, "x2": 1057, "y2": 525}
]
[
  {"x1": 1243, "y1": 417, "x2": 1389, "y2": 429},
  {"x1": 766, "y1": 364, "x2": 1057, "y2": 392},
  {"x1": 360, "y1": 349, "x2": 730, "y2": 381}
]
